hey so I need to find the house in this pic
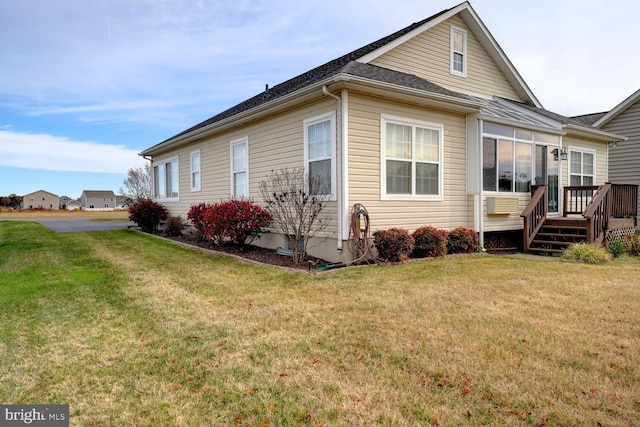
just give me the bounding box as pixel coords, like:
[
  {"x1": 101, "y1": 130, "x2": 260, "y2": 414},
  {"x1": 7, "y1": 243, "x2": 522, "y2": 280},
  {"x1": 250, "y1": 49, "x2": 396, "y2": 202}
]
[
  {"x1": 574, "y1": 88, "x2": 640, "y2": 216},
  {"x1": 140, "y1": 1, "x2": 636, "y2": 261},
  {"x1": 22, "y1": 190, "x2": 59, "y2": 210},
  {"x1": 81, "y1": 190, "x2": 117, "y2": 211},
  {"x1": 59, "y1": 195, "x2": 81, "y2": 210}
]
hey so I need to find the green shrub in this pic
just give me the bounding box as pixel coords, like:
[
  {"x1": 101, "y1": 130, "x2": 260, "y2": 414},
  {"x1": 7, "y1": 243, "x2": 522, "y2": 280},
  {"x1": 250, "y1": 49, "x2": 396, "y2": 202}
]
[
  {"x1": 412, "y1": 225, "x2": 448, "y2": 258},
  {"x1": 129, "y1": 199, "x2": 168, "y2": 233},
  {"x1": 164, "y1": 216, "x2": 185, "y2": 237},
  {"x1": 562, "y1": 242, "x2": 612, "y2": 264},
  {"x1": 447, "y1": 227, "x2": 479, "y2": 254},
  {"x1": 373, "y1": 228, "x2": 415, "y2": 262},
  {"x1": 608, "y1": 235, "x2": 627, "y2": 258}
]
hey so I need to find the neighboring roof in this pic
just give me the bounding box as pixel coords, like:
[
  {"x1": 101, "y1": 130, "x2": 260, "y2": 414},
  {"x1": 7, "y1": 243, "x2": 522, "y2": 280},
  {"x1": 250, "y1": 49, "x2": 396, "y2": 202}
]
[
  {"x1": 592, "y1": 88, "x2": 640, "y2": 128},
  {"x1": 23, "y1": 189, "x2": 58, "y2": 198},
  {"x1": 141, "y1": 1, "x2": 540, "y2": 156},
  {"x1": 82, "y1": 190, "x2": 116, "y2": 198},
  {"x1": 571, "y1": 112, "x2": 607, "y2": 126}
]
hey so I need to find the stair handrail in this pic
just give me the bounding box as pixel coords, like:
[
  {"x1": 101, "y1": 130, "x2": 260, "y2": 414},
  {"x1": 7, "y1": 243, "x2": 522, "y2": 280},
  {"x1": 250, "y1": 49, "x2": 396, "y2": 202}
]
[
  {"x1": 521, "y1": 185, "x2": 547, "y2": 253},
  {"x1": 582, "y1": 183, "x2": 612, "y2": 244}
]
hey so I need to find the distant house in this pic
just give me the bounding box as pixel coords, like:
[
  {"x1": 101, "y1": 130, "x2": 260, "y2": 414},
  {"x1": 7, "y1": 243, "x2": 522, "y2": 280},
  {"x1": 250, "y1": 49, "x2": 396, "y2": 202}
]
[
  {"x1": 115, "y1": 195, "x2": 130, "y2": 210},
  {"x1": 81, "y1": 190, "x2": 117, "y2": 211},
  {"x1": 575, "y1": 88, "x2": 640, "y2": 216},
  {"x1": 22, "y1": 190, "x2": 59, "y2": 210},
  {"x1": 59, "y1": 195, "x2": 81, "y2": 210}
]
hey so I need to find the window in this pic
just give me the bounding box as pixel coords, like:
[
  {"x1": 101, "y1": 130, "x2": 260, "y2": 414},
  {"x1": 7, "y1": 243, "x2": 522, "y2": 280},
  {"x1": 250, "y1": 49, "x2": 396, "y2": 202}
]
[
  {"x1": 482, "y1": 123, "x2": 561, "y2": 194},
  {"x1": 450, "y1": 26, "x2": 467, "y2": 77},
  {"x1": 382, "y1": 115, "x2": 443, "y2": 199},
  {"x1": 153, "y1": 158, "x2": 179, "y2": 200},
  {"x1": 190, "y1": 151, "x2": 201, "y2": 192},
  {"x1": 304, "y1": 113, "x2": 335, "y2": 198},
  {"x1": 231, "y1": 138, "x2": 248, "y2": 197},
  {"x1": 569, "y1": 149, "x2": 595, "y2": 186}
]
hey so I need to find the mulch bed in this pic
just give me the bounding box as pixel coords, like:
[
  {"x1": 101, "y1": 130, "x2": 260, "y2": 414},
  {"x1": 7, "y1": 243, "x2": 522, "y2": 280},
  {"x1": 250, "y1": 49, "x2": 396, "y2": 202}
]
[{"x1": 157, "y1": 233, "x2": 330, "y2": 271}]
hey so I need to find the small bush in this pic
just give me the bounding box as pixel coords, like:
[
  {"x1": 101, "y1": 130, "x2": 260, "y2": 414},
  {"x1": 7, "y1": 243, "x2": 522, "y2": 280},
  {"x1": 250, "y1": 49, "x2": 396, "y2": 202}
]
[
  {"x1": 562, "y1": 242, "x2": 612, "y2": 264},
  {"x1": 202, "y1": 198, "x2": 272, "y2": 246},
  {"x1": 129, "y1": 199, "x2": 168, "y2": 232},
  {"x1": 608, "y1": 235, "x2": 627, "y2": 258},
  {"x1": 373, "y1": 228, "x2": 414, "y2": 262},
  {"x1": 164, "y1": 216, "x2": 185, "y2": 237},
  {"x1": 625, "y1": 233, "x2": 640, "y2": 256},
  {"x1": 447, "y1": 227, "x2": 479, "y2": 254},
  {"x1": 187, "y1": 202, "x2": 214, "y2": 240},
  {"x1": 412, "y1": 225, "x2": 448, "y2": 258}
]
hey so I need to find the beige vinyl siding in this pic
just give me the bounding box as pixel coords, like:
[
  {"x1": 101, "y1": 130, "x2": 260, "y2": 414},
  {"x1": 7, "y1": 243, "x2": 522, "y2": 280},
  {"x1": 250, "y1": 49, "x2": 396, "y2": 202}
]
[
  {"x1": 152, "y1": 97, "x2": 339, "y2": 237},
  {"x1": 370, "y1": 16, "x2": 521, "y2": 102},
  {"x1": 482, "y1": 196, "x2": 529, "y2": 232},
  {"x1": 604, "y1": 99, "x2": 640, "y2": 185},
  {"x1": 347, "y1": 92, "x2": 470, "y2": 232}
]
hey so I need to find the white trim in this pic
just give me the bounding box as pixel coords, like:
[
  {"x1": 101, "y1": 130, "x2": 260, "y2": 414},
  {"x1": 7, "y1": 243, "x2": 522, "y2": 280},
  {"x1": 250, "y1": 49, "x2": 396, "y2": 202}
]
[
  {"x1": 230, "y1": 137, "x2": 249, "y2": 198},
  {"x1": 450, "y1": 25, "x2": 467, "y2": 77},
  {"x1": 593, "y1": 88, "x2": 640, "y2": 128},
  {"x1": 190, "y1": 150, "x2": 201, "y2": 192},
  {"x1": 304, "y1": 111, "x2": 337, "y2": 201},
  {"x1": 340, "y1": 91, "x2": 349, "y2": 247},
  {"x1": 380, "y1": 114, "x2": 444, "y2": 201}
]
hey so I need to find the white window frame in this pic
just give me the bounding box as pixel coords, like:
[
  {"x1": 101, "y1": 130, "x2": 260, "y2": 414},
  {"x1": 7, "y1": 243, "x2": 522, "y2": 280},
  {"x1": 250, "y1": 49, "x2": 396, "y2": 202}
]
[
  {"x1": 190, "y1": 150, "x2": 201, "y2": 192},
  {"x1": 230, "y1": 137, "x2": 249, "y2": 198},
  {"x1": 380, "y1": 114, "x2": 444, "y2": 201},
  {"x1": 450, "y1": 26, "x2": 467, "y2": 77},
  {"x1": 303, "y1": 112, "x2": 336, "y2": 201},
  {"x1": 568, "y1": 147, "x2": 596, "y2": 186},
  {"x1": 153, "y1": 157, "x2": 179, "y2": 202}
]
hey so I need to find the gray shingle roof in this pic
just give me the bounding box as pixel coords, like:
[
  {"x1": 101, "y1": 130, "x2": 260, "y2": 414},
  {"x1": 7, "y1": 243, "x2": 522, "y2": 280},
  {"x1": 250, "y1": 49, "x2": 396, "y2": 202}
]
[{"x1": 570, "y1": 112, "x2": 607, "y2": 126}]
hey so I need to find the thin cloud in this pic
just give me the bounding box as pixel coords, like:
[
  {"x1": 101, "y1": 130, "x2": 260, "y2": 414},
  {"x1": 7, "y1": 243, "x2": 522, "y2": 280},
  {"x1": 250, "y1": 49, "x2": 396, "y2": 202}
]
[{"x1": 0, "y1": 130, "x2": 145, "y2": 174}]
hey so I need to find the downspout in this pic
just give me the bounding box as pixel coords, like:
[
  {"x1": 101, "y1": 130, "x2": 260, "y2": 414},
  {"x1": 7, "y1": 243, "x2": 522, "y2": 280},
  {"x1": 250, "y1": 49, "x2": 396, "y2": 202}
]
[{"x1": 322, "y1": 85, "x2": 344, "y2": 251}]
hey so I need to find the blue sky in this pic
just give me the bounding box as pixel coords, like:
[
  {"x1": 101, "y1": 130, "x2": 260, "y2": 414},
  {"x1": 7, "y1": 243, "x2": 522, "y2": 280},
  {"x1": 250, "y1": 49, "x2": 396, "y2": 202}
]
[{"x1": 1, "y1": 0, "x2": 638, "y2": 198}]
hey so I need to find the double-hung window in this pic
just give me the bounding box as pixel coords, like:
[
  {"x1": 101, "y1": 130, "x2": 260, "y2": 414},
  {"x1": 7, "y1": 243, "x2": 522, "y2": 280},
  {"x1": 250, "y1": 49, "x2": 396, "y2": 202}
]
[
  {"x1": 382, "y1": 115, "x2": 443, "y2": 200},
  {"x1": 190, "y1": 151, "x2": 201, "y2": 192},
  {"x1": 569, "y1": 148, "x2": 595, "y2": 186},
  {"x1": 304, "y1": 112, "x2": 336, "y2": 198},
  {"x1": 231, "y1": 138, "x2": 248, "y2": 198},
  {"x1": 153, "y1": 158, "x2": 179, "y2": 200},
  {"x1": 450, "y1": 26, "x2": 467, "y2": 77}
]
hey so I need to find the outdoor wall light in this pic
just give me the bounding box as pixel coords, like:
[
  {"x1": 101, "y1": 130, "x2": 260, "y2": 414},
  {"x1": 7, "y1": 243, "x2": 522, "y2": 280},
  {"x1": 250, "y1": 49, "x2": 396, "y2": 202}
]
[
  {"x1": 608, "y1": 141, "x2": 618, "y2": 148},
  {"x1": 560, "y1": 146, "x2": 568, "y2": 161}
]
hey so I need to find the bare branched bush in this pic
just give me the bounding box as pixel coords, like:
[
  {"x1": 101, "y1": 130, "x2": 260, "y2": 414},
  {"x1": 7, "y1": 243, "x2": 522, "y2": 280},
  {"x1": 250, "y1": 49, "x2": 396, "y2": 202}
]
[{"x1": 259, "y1": 168, "x2": 330, "y2": 263}]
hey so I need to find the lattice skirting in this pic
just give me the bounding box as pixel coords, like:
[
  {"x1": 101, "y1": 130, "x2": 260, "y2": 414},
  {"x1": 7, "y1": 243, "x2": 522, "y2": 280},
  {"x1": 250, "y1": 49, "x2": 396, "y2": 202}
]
[{"x1": 606, "y1": 227, "x2": 637, "y2": 244}]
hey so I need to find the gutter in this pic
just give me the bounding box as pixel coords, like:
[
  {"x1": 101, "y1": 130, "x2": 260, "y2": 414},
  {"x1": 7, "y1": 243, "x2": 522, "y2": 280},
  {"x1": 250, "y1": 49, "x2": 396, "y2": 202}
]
[{"x1": 563, "y1": 124, "x2": 627, "y2": 142}]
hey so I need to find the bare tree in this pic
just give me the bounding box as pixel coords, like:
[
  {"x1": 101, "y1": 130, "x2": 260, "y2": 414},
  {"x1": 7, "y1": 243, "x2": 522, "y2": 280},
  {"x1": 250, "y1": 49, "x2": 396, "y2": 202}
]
[
  {"x1": 120, "y1": 163, "x2": 152, "y2": 203},
  {"x1": 259, "y1": 167, "x2": 330, "y2": 263}
]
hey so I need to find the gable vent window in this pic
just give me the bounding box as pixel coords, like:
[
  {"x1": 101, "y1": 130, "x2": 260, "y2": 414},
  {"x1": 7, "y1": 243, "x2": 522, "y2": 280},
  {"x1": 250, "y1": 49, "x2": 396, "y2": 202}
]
[{"x1": 450, "y1": 26, "x2": 467, "y2": 77}]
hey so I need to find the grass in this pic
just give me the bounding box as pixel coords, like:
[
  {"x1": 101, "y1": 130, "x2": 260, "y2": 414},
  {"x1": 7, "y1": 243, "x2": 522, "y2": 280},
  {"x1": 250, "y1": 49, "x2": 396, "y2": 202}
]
[{"x1": 1, "y1": 221, "x2": 639, "y2": 426}]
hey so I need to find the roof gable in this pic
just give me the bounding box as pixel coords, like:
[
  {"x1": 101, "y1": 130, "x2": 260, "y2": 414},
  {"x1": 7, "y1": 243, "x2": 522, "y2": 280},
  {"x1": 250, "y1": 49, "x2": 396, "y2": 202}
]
[{"x1": 593, "y1": 88, "x2": 640, "y2": 127}]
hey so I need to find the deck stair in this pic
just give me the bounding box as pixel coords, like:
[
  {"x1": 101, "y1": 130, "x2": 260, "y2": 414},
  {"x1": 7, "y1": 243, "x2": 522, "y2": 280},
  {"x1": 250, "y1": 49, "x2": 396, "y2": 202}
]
[{"x1": 527, "y1": 218, "x2": 587, "y2": 255}]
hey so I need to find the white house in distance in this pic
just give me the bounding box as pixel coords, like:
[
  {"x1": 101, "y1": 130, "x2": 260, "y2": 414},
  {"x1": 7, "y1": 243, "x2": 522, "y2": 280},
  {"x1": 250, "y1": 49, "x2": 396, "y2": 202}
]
[
  {"x1": 140, "y1": 1, "x2": 636, "y2": 262},
  {"x1": 81, "y1": 190, "x2": 117, "y2": 211}
]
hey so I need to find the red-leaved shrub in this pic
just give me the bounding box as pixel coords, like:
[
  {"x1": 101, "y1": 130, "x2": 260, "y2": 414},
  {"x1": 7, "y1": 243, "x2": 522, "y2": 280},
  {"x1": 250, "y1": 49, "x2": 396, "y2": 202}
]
[
  {"x1": 373, "y1": 228, "x2": 415, "y2": 262},
  {"x1": 446, "y1": 227, "x2": 479, "y2": 254},
  {"x1": 200, "y1": 198, "x2": 271, "y2": 246},
  {"x1": 412, "y1": 225, "x2": 448, "y2": 258},
  {"x1": 128, "y1": 199, "x2": 168, "y2": 232},
  {"x1": 187, "y1": 202, "x2": 214, "y2": 240}
]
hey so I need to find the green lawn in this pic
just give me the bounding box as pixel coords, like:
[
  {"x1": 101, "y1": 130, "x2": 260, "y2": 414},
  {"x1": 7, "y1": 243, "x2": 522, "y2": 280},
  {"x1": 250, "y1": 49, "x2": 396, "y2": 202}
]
[{"x1": 1, "y1": 221, "x2": 639, "y2": 426}]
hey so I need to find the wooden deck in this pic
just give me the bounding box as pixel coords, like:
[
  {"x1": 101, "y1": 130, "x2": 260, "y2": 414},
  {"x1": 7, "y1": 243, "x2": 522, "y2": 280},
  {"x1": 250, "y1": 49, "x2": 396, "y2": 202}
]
[{"x1": 521, "y1": 184, "x2": 638, "y2": 255}]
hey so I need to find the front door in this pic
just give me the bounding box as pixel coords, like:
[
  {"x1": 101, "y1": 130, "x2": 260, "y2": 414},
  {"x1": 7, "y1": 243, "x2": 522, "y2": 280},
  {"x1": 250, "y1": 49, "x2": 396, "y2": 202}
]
[{"x1": 535, "y1": 145, "x2": 559, "y2": 214}]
